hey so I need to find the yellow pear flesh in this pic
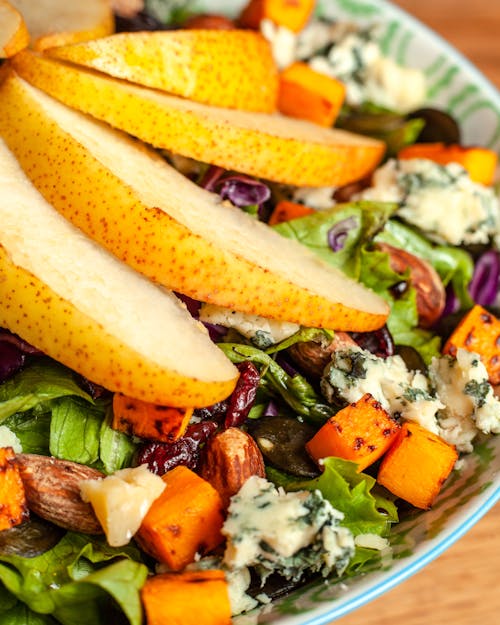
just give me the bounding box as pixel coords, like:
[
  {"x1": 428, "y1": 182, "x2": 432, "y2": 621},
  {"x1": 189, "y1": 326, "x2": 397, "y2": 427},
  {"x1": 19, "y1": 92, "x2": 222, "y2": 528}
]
[
  {"x1": 0, "y1": 137, "x2": 238, "y2": 407},
  {"x1": 48, "y1": 30, "x2": 278, "y2": 112},
  {"x1": 11, "y1": 50, "x2": 385, "y2": 188},
  {"x1": 0, "y1": 0, "x2": 29, "y2": 58},
  {"x1": 0, "y1": 72, "x2": 389, "y2": 332},
  {"x1": 9, "y1": 0, "x2": 114, "y2": 51}
]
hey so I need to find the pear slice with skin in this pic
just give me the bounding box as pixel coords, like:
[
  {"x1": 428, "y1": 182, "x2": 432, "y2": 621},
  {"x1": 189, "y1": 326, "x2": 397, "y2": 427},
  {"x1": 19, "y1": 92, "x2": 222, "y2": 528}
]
[
  {"x1": 0, "y1": 71, "x2": 389, "y2": 332},
  {"x1": 0, "y1": 0, "x2": 29, "y2": 58},
  {"x1": 11, "y1": 50, "x2": 385, "y2": 188},
  {"x1": 47, "y1": 30, "x2": 279, "y2": 113},
  {"x1": 0, "y1": 137, "x2": 239, "y2": 408},
  {"x1": 9, "y1": 0, "x2": 114, "y2": 51}
]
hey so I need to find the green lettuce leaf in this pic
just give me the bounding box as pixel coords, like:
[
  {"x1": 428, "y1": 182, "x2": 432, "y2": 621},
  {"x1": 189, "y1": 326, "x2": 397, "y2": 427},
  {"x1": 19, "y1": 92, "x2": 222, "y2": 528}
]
[
  {"x1": 267, "y1": 457, "x2": 398, "y2": 537},
  {"x1": 99, "y1": 411, "x2": 138, "y2": 474},
  {"x1": 218, "y1": 343, "x2": 332, "y2": 423},
  {"x1": 0, "y1": 361, "x2": 92, "y2": 423},
  {"x1": 272, "y1": 201, "x2": 441, "y2": 362},
  {"x1": 272, "y1": 201, "x2": 396, "y2": 279},
  {"x1": 49, "y1": 397, "x2": 104, "y2": 465},
  {"x1": 359, "y1": 246, "x2": 441, "y2": 363},
  {"x1": 3, "y1": 407, "x2": 51, "y2": 455},
  {"x1": 0, "y1": 534, "x2": 147, "y2": 625},
  {"x1": 376, "y1": 219, "x2": 474, "y2": 309}
]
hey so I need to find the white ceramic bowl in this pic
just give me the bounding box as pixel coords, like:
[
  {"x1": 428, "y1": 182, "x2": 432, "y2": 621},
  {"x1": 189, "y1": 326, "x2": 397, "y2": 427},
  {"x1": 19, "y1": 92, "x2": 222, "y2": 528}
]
[{"x1": 166, "y1": 1, "x2": 500, "y2": 623}]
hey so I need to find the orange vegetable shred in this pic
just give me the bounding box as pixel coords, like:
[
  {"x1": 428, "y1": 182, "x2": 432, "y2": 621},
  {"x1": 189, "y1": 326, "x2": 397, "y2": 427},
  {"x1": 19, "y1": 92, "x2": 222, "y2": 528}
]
[
  {"x1": 278, "y1": 62, "x2": 346, "y2": 127},
  {"x1": 141, "y1": 570, "x2": 232, "y2": 625},
  {"x1": 268, "y1": 200, "x2": 315, "y2": 225},
  {"x1": 112, "y1": 393, "x2": 193, "y2": 443},
  {"x1": 0, "y1": 446, "x2": 29, "y2": 530},
  {"x1": 377, "y1": 421, "x2": 458, "y2": 509},
  {"x1": 306, "y1": 393, "x2": 400, "y2": 472},
  {"x1": 398, "y1": 142, "x2": 498, "y2": 186},
  {"x1": 443, "y1": 304, "x2": 500, "y2": 385},
  {"x1": 136, "y1": 466, "x2": 225, "y2": 571}
]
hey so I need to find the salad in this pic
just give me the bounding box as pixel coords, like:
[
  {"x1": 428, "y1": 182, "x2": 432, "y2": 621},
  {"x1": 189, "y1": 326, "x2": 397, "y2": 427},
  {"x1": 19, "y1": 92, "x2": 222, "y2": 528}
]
[{"x1": 0, "y1": 0, "x2": 499, "y2": 624}]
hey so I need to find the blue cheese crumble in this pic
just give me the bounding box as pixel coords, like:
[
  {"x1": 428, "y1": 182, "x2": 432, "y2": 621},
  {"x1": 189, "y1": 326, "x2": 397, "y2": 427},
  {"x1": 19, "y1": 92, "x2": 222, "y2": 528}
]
[
  {"x1": 322, "y1": 346, "x2": 500, "y2": 453},
  {"x1": 296, "y1": 21, "x2": 427, "y2": 113},
  {"x1": 358, "y1": 158, "x2": 500, "y2": 245},
  {"x1": 429, "y1": 348, "x2": 500, "y2": 452},
  {"x1": 198, "y1": 304, "x2": 299, "y2": 348},
  {"x1": 222, "y1": 476, "x2": 354, "y2": 582}
]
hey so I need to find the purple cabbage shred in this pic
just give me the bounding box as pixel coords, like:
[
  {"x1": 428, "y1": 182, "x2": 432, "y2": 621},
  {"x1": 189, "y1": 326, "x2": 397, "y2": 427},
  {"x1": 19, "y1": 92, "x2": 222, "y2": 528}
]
[
  {"x1": 468, "y1": 249, "x2": 500, "y2": 307},
  {"x1": 327, "y1": 216, "x2": 358, "y2": 252}
]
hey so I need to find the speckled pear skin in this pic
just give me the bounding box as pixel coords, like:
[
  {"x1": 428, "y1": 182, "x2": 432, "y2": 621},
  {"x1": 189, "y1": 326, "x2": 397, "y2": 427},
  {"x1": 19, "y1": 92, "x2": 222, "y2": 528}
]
[
  {"x1": 0, "y1": 70, "x2": 389, "y2": 332},
  {"x1": 11, "y1": 50, "x2": 385, "y2": 188},
  {"x1": 47, "y1": 30, "x2": 279, "y2": 112},
  {"x1": 0, "y1": 244, "x2": 237, "y2": 407}
]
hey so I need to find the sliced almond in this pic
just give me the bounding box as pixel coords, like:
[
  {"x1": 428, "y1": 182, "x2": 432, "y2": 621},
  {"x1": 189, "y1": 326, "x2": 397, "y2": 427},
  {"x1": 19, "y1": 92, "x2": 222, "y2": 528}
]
[
  {"x1": 200, "y1": 428, "x2": 266, "y2": 508},
  {"x1": 16, "y1": 454, "x2": 104, "y2": 534}
]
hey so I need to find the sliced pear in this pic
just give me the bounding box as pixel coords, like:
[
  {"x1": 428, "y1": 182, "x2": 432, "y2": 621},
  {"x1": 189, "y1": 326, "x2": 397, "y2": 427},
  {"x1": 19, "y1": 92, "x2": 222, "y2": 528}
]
[
  {"x1": 47, "y1": 30, "x2": 278, "y2": 113},
  {"x1": 0, "y1": 137, "x2": 238, "y2": 407},
  {"x1": 0, "y1": 72, "x2": 389, "y2": 332},
  {"x1": 11, "y1": 50, "x2": 385, "y2": 188},
  {"x1": 9, "y1": 0, "x2": 114, "y2": 51},
  {"x1": 0, "y1": 0, "x2": 29, "y2": 58}
]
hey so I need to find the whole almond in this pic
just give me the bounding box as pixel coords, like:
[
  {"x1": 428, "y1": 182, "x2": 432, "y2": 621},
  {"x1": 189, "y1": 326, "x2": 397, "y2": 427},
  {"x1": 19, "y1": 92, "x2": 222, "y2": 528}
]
[
  {"x1": 200, "y1": 428, "x2": 265, "y2": 508},
  {"x1": 15, "y1": 454, "x2": 104, "y2": 534}
]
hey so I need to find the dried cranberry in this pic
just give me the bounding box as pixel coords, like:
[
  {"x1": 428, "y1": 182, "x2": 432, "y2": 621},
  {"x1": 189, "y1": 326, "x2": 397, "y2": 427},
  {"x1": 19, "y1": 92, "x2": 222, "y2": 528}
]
[
  {"x1": 351, "y1": 326, "x2": 395, "y2": 358},
  {"x1": 225, "y1": 361, "x2": 260, "y2": 428},
  {"x1": 135, "y1": 421, "x2": 218, "y2": 475},
  {"x1": 0, "y1": 342, "x2": 26, "y2": 383},
  {"x1": 192, "y1": 400, "x2": 229, "y2": 424}
]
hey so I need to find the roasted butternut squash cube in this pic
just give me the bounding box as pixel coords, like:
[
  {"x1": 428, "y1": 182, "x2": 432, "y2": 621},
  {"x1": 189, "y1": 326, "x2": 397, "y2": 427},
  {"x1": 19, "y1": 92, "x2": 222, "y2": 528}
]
[
  {"x1": 0, "y1": 446, "x2": 29, "y2": 530},
  {"x1": 377, "y1": 421, "x2": 458, "y2": 509},
  {"x1": 306, "y1": 393, "x2": 400, "y2": 472},
  {"x1": 136, "y1": 466, "x2": 225, "y2": 570},
  {"x1": 141, "y1": 570, "x2": 231, "y2": 625},
  {"x1": 443, "y1": 305, "x2": 500, "y2": 385},
  {"x1": 278, "y1": 62, "x2": 346, "y2": 127},
  {"x1": 112, "y1": 393, "x2": 193, "y2": 443}
]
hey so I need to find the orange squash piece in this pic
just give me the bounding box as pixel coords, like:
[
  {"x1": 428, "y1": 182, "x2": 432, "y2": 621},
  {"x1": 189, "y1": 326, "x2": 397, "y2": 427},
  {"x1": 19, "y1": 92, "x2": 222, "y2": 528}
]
[
  {"x1": 0, "y1": 446, "x2": 29, "y2": 530},
  {"x1": 306, "y1": 393, "x2": 400, "y2": 472},
  {"x1": 268, "y1": 200, "x2": 315, "y2": 225},
  {"x1": 112, "y1": 393, "x2": 193, "y2": 443},
  {"x1": 278, "y1": 62, "x2": 346, "y2": 127},
  {"x1": 443, "y1": 305, "x2": 500, "y2": 385},
  {"x1": 141, "y1": 570, "x2": 232, "y2": 625},
  {"x1": 377, "y1": 421, "x2": 458, "y2": 510},
  {"x1": 398, "y1": 142, "x2": 498, "y2": 186},
  {"x1": 239, "y1": 0, "x2": 316, "y2": 33},
  {"x1": 136, "y1": 466, "x2": 225, "y2": 570}
]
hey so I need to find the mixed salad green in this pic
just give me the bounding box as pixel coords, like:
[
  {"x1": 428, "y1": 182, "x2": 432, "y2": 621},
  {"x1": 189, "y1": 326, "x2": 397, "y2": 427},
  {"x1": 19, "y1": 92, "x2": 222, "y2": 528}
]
[{"x1": 1, "y1": 1, "x2": 500, "y2": 624}]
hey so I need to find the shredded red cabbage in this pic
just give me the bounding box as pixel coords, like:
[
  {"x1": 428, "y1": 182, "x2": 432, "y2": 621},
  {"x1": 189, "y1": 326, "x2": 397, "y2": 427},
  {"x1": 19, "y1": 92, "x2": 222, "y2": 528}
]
[
  {"x1": 327, "y1": 216, "x2": 358, "y2": 252},
  {"x1": 468, "y1": 249, "x2": 500, "y2": 307},
  {"x1": 200, "y1": 166, "x2": 271, "y2": 211},
  {"x1": 0, "y1": 329, "x2": 42, "y2": 383}
]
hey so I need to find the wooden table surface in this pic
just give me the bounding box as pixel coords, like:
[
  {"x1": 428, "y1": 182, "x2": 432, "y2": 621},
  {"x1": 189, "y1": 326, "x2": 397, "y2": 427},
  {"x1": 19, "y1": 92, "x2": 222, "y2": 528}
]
[{"x1": 336, "y1": 2, "x2": 500, "y2": 624}]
